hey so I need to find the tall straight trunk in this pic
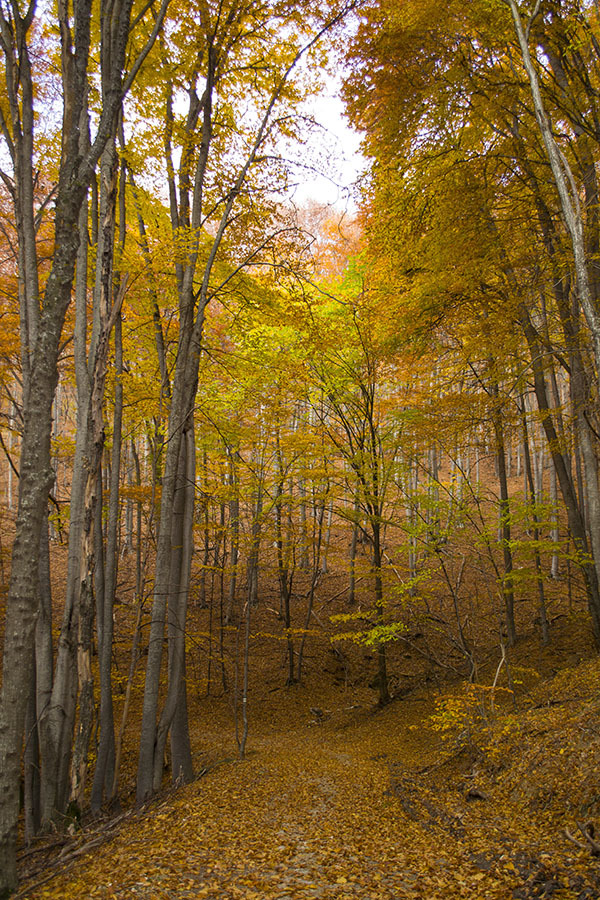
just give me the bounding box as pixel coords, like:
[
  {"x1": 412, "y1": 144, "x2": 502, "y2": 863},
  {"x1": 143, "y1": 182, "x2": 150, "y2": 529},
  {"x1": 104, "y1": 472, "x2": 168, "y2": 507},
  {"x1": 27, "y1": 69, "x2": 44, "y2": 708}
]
[
  {"x1": 38, "y1": 195, "x2": 90, "y2": 829},
  {"x1": 574, "y1": 428, "x2": 587, "y2": 532},
  {"x1": 70, "y1": 134, "x2": 122, "y2": 811},
  {"x1": 135, "y1": 301, "x2": 201, "y2": 805},
  {"x1": 136, "y1": 346, "x2": 200, "y2": 803},
  {"x1": 207, "y1": 490, "x2": 226, "y2": 694},
  {"x1": 534, "y1": 443, "x2": 544, "y2": 502},
  {"x1": 41, "y1": 112, "x2": 116, "y2": 829},
  {"x1": 32, "y1": 510, "x2": 53, "y2": 827},
  {"x1": 136, "y1": 45, "x2": 215, "y2": 803},
  {"x1": 296, "y1": 501, "x2": 325, "y2": 683},
  {"x1": 239, "y1": 476, "x2": 264, "y2": 759},
  {"x1": 93, "y1": 142, "x2": 127, "y2": 811},
  {"x1": 225, "y1": 450, "x2": 240, "y2": 624},
  {"x1": 151, "y1": 426, "x2": 195, "y2": 791},
  {"x1": 491, "y1": 386, "x2": 516, "y2": 647},
  {"x1": 6, "y1": 401, "x2": 15, "y2": 510},
  {"x1": 91, "y1": 289, "x2": 124, "y2": 810},
  {"x1": 40, "y1": 158, "x2": 103, "y2": 824},
  {"x1": 169, "y1": 426, "x2": 196, "y2": 786},
  {"x1": 247, "y1": 480, "x2": 263, "y2": 609},
  {"x1": 275, "y1": 434, "x2": 295, "y2": 684},
  {"x1": 520, "y1": 307, "x2": 600, "y2": 644},
  {"x1": 0, "y1": 2, "x2": 163, "y2": 884},
  {"x1": 239, "y1": 587, "x2": 252, "y2": 760},
  {"x1": 199, "y1": 452, "x2": 211, "y2": 608},
  {"x1": 111, "y1": 448, "x2": 144, "y2": 804},
  {"x1": 372, "y1": 519, "x2": 390, "y2": 705},
  {"x1": 520, "y1": 397, "x2": 549, "y2": 646},
  {"x1": 407, "y1": 458, "x2": 418, "y2": 584},
  {"x1": 124, "y1": 441, "x2": 134, "y2": 554},
  {"x1": 571, "y1": 345, "x2": 600, "y2": 595},
  {"x1": 428, "y1": 443, "x2": 440, "y2": 536},
  {"x1": 549, "y1": 461, "x2": 560, "y2": 579},
  {"x1": 70, "y1": 467, "x2": 102, "y2": 811},
  {"x1": 24, "y1": 508, "x2": 53, "y2": 840},
  {"x1": 298, "y1": 476, "x2": 309, "y2": 569},
  {"x1": 49, "y1": 383, "x2": 62, "y2": 540},
  {"x1": 349, "y1": 490, "x2": 359, "y2": 605},
  {"x1": 508, "y1": 0, "x2": 600, "y2": 377}
]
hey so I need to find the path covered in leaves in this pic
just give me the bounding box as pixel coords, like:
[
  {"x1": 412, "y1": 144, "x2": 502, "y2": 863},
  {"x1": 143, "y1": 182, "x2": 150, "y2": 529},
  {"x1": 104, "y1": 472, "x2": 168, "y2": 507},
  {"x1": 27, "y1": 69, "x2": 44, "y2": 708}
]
[
  {"x1": 16, "y1": 696, "x2": 498, "y2": 899},
  {"x1": 18, "y1": 683, "x2": 600, "y2": 899}
]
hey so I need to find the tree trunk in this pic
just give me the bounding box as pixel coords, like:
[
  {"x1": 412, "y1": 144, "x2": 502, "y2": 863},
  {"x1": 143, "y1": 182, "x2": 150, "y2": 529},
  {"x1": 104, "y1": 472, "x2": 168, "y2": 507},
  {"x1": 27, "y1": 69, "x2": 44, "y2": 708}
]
[
  {"x1": 91, "y1": 147, "x2": 127, "y2": 812},
  {"x1": 349, "y1": 490, "x2": 359, "y2": 605},
  {"x1": 152, "y1": 427, "x2": 195, "y2": 791},
  {"x1": 492, "y1": 388, "x2": 516, "y2": 647},
  {"x1": 0, "y1": 0, "x2": 161, "y2": 881},
  {"x1": 372, "y1": 519, "x2": 390, "y2": 706},
  {"x1": 520, "y1": 397, "x2": 549, "y2": 646},
  {"x1": 225, "y1": 449, "x2": 240, "y2": 624},
  {"x1": 520, "y1": 307, "x2": 600, "y2": 644}
]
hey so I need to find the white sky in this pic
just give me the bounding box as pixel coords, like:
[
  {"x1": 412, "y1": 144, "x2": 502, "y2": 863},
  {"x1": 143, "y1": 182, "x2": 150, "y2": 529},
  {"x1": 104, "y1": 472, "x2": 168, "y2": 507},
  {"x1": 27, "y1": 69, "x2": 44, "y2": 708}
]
[{"x1": 293, "y1": 78, "x2": 367, "y2": 211}]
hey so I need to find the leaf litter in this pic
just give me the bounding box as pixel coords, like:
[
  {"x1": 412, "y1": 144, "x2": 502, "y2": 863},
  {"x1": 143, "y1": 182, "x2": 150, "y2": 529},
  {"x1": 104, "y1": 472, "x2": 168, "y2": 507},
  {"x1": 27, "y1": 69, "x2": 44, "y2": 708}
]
[{"x1": 15, "y1": 641, "x2": 600, "y2": 900}]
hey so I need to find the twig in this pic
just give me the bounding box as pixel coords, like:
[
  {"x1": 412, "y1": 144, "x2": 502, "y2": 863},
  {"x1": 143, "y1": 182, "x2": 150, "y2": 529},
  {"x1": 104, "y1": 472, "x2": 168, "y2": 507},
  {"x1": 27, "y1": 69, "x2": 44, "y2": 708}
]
[
  {"x1": 490, "y1": 641, "x2": 507, "y2": 715},
  {"x1": 564, "y1": 821, "x2": 600, "y2": 856},
  {"x1": 324, "y1": 577, "x2": 365, "y2": 603}
]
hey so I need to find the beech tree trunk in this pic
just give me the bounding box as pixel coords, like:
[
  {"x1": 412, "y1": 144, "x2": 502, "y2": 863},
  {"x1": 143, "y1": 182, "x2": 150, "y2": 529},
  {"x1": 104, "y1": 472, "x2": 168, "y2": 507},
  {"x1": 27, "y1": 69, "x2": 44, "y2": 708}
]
[
  {"x1": 225, "y1": 449, "x2": 241, "y2": 624},
  {"x1": 0, "y1": 0, "x2": 165, "y2": 885},
  {"x1": 520, "y1": 306, "x2": 600, "y2": 644},
  {"x1": 91, "y1": 144, "x2": 127, "y2": 813},
  {"x1": 520, "y1": 397, "x2": 549, "y2": 646},
  {"x1": 508, "y1": 0, "x2": 600, "y2": 376},
  {"x1": 491, "y1": 386, "x2": 516, "y2": 647},
  {"x1": 152, "y1": 427, "x2": 195, "y2": 791}
]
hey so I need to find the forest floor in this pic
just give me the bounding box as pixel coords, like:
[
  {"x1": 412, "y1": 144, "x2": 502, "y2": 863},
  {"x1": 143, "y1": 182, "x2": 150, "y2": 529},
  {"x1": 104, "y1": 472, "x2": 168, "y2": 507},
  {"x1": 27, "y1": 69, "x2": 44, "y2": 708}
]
[{"x1": 14, "y1": 618, "x2": 600, "y2": 900}]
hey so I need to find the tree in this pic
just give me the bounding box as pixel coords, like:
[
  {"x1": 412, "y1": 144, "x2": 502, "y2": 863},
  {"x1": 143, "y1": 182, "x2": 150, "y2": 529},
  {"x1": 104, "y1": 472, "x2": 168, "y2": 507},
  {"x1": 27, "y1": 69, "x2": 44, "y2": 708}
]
[
  {"x1": 342, "y1": 0, "x2": 600, "y2": 648},
  {"x1": 305, "y1": 282, "x2": 407, "y2": 705},
  {"x1": 134, "y1": 0, "x2": 358, "y2": 804},
  {"x1": 0, "y1": 0, "x2": 166, "y2": 890}
]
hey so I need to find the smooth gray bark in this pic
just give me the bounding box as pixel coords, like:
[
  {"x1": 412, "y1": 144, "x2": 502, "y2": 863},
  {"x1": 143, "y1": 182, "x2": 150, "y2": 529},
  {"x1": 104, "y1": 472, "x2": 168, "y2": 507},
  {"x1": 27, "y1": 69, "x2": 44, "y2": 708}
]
[
  {"x1": 507, "y1": 0, "x2": 600, "y2": 374},
  {"x1": 0, "y1": 0, "x2": 166, "y2": 886},
  {"x1": 91, "y1": 145, "x2": 127, "y2": 813}
]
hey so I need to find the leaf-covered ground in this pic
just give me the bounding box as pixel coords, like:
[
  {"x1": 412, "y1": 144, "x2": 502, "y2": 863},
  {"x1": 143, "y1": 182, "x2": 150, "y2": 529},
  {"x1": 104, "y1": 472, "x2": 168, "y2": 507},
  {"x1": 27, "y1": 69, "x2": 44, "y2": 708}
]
[{"x1": 16, "y1": 650, "x2": 600, "y2": 900}]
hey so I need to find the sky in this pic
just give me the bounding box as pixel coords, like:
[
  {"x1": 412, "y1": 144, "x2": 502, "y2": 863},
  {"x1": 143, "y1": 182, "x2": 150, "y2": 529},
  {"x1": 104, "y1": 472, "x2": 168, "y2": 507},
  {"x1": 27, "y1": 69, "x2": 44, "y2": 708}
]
[{"x1": 293, "y1": 76, "x2": 367, "y2": 211}]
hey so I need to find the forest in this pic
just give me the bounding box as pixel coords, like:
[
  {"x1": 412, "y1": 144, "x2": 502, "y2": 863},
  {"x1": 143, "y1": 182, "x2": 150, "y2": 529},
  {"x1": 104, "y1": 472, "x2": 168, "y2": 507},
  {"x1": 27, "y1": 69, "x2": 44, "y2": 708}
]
[{"x1": 2, "y1": 0, "x2": 600, "y2": 897}]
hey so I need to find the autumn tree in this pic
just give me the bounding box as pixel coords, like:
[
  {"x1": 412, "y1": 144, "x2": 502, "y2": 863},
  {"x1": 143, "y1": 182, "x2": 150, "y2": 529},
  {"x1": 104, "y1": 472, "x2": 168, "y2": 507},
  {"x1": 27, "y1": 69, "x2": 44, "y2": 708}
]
[
  {"x1": 131, "y1": 0, "x2": 358, "y2": 803},
  {"x1": 342, "y1": 0, "x2": 600, "y2": 647},
  {"x1": 0, "y1": 0, "x2": 166, "y2": 891}
]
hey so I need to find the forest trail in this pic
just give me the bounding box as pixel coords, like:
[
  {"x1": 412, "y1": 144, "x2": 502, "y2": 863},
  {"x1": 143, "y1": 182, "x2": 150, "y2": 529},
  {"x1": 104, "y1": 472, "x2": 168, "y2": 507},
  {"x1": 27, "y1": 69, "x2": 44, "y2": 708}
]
[{"x1": 18, "y1": 684, "x2": 569, "y2": 900}]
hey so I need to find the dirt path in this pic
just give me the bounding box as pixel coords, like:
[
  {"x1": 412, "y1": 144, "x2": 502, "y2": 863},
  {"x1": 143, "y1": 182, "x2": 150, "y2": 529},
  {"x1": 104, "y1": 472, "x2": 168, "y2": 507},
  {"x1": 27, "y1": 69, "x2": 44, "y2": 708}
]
[{"x1": 18, "y1": 695, "x2": 524, "y2": 899}]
